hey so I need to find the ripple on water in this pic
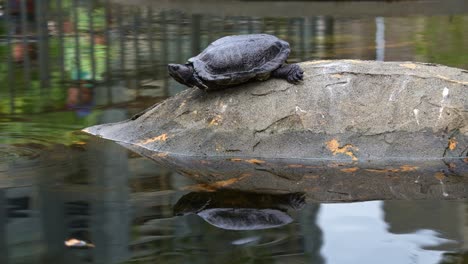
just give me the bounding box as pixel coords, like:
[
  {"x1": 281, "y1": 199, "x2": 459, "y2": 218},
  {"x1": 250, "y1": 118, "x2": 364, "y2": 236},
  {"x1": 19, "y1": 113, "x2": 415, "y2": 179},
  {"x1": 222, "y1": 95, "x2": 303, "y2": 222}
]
[
  {"x1": 0, "y1": 144, "x2": 43, "y2": 163},
  {"x1": 0, "y1": 120, "x2": 90, "y2": 173}
]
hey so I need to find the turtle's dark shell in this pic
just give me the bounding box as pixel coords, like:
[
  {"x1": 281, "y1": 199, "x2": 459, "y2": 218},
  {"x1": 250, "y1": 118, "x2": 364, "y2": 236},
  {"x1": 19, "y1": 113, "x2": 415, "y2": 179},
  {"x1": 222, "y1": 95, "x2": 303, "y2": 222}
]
[{"x1": 189, "y1": 34, "x2": 290, "y2": 85}]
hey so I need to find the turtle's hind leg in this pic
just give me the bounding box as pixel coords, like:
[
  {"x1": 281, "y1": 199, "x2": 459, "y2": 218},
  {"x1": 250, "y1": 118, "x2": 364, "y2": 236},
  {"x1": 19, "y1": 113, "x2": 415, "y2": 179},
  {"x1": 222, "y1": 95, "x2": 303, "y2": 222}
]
[{"x1": 271, "y1": 64, "x2": 304, "y2": 84}]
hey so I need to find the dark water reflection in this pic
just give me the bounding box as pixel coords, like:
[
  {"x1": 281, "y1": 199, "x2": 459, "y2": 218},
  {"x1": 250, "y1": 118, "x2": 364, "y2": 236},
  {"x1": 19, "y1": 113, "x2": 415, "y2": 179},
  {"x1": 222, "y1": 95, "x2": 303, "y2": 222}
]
[{"x1": 1, "y1": 0, "x2": 468, "y2": 263}]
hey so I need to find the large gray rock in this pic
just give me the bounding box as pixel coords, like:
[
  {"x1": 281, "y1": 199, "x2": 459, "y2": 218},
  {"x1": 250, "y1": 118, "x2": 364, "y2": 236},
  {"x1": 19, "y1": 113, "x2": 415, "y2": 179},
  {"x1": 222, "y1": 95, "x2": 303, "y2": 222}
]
[{"x1": 84, "y1": 60, "x2": 468, "y2": 162}]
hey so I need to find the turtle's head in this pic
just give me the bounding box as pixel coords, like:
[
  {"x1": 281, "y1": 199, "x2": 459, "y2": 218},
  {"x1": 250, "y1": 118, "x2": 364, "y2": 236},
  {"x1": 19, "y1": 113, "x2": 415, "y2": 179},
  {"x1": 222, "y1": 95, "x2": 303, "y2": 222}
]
[
  {"x1": 168, "y1": 63, "x2": 208, "y2": 90},
  {"x1": 168, "y1": 63, "x2": 195, "y2": 87}
]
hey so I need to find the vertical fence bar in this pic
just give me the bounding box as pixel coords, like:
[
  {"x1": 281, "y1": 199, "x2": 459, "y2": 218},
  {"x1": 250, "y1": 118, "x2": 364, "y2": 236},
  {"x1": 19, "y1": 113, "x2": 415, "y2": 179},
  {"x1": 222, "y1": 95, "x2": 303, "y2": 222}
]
[
  {"x1": 287, "y1": 18, "x2": 293, "y2": 54},
  {"x1": 160, "y1": 11, "x2": 169, "y2": 95},
  {"x1": 147, "y1": 7, "x2": 155, "y2": 74},
  {"x1": 72, "y1": 0, "x2": 81, "y2": 82},
  {"x1": 324, "y1": 16, "x2": 334, "y2": 58},
  {"x1": 57, "y1": 0, "x2": 66, "y2": 83},
  {"x1": 21, "y1": 0, "x2": 31, "y2": 89},
  {"x1": 191, "y1": 14, "x2": 201, "y2": 55},
  {"x1": 274, "y1": 18, "x2": 280, "y2": 37},
  {"x1": 248, "y1": 17, "x2": 253, "y2": 33},
  {"x1": 375, "y1": 17, "x2": 385, "y2": 61},
  {"x1": 176, "y1": 12, "x2": 183, "y2": 63},
  {"x1": 6, "y1": 0, "x2": 16, "y2": 113},
  {"x1": 37, "y1": 0, "x2": 50, "y2": 88},
  {"x1": 88, "y1": 0, "x2": 96, "y2": 81},
  {"x1": 299, "y1": 18, "x2": 306, "y2": 61},
  {"x1": 315, "y1": 17, "x2": 324, "y2": 58},
  {"x1": 261, "y1": 17, "x2": 267, "y2": 34},
  {"x1": 0, "y1": 190, "x2": 9, "y2": 264},
  {"x1": 220, "y1": 15, "x2": 225, "y2": 37},
  {"x1": 309, "y1": 17, "x2": 317, "y2": 59},
  {"x1": 133, "y1": 8, "x2": 140, "y2": 92},
  {"x1": 132, "y1": 8, "x2": 140, "y2": 94},
  {"x1": 104, "y1": 0, "x2": 112, "y2": 104},
  {"x1": 207, "y1": 16, "x2": 214, "y2": 42},
  {"x1": 117, "y1": 5, "x2": 125, "y2": 77}
]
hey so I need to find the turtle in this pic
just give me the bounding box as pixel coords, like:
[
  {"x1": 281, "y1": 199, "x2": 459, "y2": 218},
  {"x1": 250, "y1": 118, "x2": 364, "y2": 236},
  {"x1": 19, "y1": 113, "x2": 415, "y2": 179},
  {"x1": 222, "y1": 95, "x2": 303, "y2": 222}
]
[
  {"x1": 167, "y1": 34, "x2": 304, "y2": 91},
  {"x1": 173, "y1": 191, "x2": 305, "y2": 230}
]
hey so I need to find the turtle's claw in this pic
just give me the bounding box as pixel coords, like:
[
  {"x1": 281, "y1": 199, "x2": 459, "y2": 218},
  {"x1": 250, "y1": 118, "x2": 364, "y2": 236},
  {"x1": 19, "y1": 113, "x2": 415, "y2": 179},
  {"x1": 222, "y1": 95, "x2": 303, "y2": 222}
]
[
  {"x1": 274, "y1": 63, "x2": 304, "y2": 84},
  {"x1": 288, "y1": 75, "x2": 300, "y2": 84},
  {"x1": 295, "y1": 71, "x2": 303, "y2": 81},
  {"x1": 289, "y1": 65, "x2": 304, "y2": 84}
]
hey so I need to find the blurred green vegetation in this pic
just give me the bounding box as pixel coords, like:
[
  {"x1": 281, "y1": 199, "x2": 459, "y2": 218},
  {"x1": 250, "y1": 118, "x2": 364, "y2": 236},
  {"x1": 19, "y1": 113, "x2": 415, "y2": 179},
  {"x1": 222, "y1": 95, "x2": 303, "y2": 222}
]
[
  {"x1": 0, "y1": 110, "x2": 100, "y2": 145},
  {"x1": 414, "y1": 16, "x2": 468, "y2": 69},
  {"x1": 0, "y1": 5, "x2": 467, "y2": 149}
]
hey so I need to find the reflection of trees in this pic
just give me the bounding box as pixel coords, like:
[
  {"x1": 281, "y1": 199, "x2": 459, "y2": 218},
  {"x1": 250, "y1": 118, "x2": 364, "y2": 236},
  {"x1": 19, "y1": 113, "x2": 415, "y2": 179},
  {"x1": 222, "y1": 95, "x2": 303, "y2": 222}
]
[
  {"x1": 383, "y1": 200, "x2": 463, "y2": 245},
  {"x1": 0, "y1": 4, "x2": 340, "y2": 115},
  {"x1": 414, "y1": 16, "x2": 468, "y2": 69},
  {"x1": 1, "y1": 5, "x2": 468, "y2": 261},
  {"x1": 1, "y1": 3, "x2": 468, "y2": 115}
]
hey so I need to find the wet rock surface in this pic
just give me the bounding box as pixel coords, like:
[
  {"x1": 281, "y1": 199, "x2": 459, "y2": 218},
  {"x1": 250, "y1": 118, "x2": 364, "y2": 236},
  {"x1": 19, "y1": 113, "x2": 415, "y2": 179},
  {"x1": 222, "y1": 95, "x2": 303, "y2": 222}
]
[{"x1": 84, "y1": 60, "x2": 468, "y2": 161}]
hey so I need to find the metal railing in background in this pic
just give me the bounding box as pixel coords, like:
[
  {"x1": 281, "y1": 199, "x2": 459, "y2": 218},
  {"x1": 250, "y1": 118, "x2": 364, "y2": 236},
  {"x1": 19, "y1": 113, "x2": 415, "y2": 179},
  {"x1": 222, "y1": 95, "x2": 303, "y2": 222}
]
[{"x1": 0, "y1": 0, "x2": 340, "y2": 115}]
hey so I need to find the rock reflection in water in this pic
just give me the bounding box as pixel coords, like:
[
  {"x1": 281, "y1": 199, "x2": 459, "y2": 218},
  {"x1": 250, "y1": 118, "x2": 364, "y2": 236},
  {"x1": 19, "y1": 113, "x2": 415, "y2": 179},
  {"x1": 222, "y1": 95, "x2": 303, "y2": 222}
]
[
  {"x1": 122, "y1": 142, "x2": 468, "y2": 202},
  {"x1": 174, "y1": 191, "x2": 305, "y2": 230}
]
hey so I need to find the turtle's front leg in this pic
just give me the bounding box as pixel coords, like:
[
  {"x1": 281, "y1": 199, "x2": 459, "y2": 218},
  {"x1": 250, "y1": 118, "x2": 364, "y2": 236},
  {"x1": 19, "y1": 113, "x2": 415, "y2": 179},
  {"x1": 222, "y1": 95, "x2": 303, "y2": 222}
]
[{"x1": 271, "y1": 64, "x2": 304, "y2": 84}]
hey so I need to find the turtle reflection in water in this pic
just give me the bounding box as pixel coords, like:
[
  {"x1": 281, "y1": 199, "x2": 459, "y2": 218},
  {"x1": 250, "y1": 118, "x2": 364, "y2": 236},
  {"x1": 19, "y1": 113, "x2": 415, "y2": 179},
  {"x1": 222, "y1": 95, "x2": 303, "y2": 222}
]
[
  {"x1": 168, "y1": 34, "x2": 304, "y2": 91},
  {"x1": 174, "y1": 191, "x2": 305, "y2": 230}
]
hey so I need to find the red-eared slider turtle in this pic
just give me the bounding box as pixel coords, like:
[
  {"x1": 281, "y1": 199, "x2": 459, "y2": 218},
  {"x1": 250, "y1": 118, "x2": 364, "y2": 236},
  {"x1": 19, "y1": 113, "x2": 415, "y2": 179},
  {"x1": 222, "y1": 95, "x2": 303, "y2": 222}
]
[
  {"x1": 174, "y1": 191, "x2": 305, "y2": 230},
  {"x1": 168, "y1": 34, "x2": 304, "y2": 91}
]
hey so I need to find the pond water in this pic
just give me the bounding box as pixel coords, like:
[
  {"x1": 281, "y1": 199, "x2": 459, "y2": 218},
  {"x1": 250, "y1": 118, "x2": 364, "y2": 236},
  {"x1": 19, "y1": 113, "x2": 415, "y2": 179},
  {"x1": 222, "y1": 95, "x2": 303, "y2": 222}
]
[{"x1": 0, "y1": 0, "x2": 468, "y2": 263}]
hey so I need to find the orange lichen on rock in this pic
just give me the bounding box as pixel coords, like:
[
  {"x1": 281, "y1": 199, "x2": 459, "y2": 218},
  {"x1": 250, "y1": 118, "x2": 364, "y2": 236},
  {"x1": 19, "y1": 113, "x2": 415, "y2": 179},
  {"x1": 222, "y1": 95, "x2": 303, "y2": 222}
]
[
  {"x1": 327, "y1": 163, "x2": 348, "y2": 168},
  {"x1": 287, "y1": 164, "x2": 304, "y2": 168},
  {"x1": 434, "y1": 172, "x2": 446, "y2": 181},
  {"x1": 303, "y1": 174, "x2": 319, "y2": 179},
  {"x1": 302, "y1": 60, "x2": 330, "y2": 65},
  {"x1": 448, "y1": 163, "x2": 456, "y2": 170},
  {"x1": 138, "y1": 133, "x2": 168, "y2": 145},
  {"x1": 365, "y1": 168, "x2": 398, "y2": 173},
  {"x1": 448, "y1": 138, "x2": 457, "y2": 150},
  {"x1": 365, "y1": 165, "x2": 418, "y2": 173},
  {"x1": 304, "y1": 187, "x2": 320, "y2": 192},
  {"x1": 341, "y1": 167, "x2": 359, "y2": 173},
  {"x1": 227, "y1": 158, "x2": 265, "y2": 165},
  {"x1": 245, "y1": 159, "x2": 265, "y2": 165},
  {"x1": 208, "y1": 115, "x2": 223, "y2": 126},
  {"x1": 326, "y1": 139, "x2": 359, "y2": 161},
  {"x1": 153, "y1": 152, "x2": 169, "y2": 158},
  {"x1": 400, "y1": 63, "x2": 417, "y2": 69},
  {"x1": 436, "y1": 75, "x2": 468, "y2": 85},
  {"x1": 399, "y1": 165, "x2": 418, "y2": 172}
]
